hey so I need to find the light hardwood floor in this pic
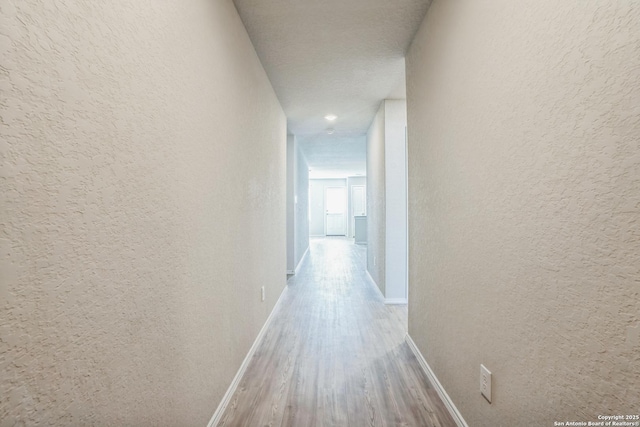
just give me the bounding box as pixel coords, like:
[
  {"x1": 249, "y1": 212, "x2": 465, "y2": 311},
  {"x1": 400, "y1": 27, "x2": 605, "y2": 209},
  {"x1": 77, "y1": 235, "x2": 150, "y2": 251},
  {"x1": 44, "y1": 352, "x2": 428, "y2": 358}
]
[{"x1": 218, "y1": 237, "x2": 456, "y2": 427}]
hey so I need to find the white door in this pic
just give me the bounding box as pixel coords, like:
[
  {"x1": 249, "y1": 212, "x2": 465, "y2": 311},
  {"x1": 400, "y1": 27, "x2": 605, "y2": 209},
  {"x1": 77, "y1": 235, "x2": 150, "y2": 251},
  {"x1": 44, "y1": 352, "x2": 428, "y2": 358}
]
[
  {"x1": 351, "y1": 185, "x2": 366, "y2": 237},
  {"x1": 325, "y1": 187, "x2": 346, "y2": 236}
]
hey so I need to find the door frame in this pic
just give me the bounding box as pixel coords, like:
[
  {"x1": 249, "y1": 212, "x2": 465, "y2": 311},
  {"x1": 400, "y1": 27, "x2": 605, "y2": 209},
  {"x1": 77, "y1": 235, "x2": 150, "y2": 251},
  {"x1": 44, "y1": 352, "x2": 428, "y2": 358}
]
[{"x1": 350, "y1": 185, "x2": 366, "y2": 237}]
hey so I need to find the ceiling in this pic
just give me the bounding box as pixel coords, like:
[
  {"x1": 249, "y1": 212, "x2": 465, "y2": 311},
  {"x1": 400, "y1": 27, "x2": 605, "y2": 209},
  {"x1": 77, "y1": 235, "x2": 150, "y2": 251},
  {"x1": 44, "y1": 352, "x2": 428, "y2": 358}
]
[{"x1": 233, "y1": 0, "x2": 431, "y2": 178}]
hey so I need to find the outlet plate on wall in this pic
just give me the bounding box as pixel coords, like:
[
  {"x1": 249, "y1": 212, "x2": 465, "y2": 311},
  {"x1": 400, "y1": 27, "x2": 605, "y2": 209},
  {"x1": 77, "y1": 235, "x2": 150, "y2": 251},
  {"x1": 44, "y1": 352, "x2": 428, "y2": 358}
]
[{"x1": 480, "y1": 364, "x2": 492, "y2": 403}]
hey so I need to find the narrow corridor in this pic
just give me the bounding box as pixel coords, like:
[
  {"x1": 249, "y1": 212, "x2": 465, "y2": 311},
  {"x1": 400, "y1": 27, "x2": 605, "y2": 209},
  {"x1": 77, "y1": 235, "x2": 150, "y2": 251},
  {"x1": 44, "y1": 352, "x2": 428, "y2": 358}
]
[{"x1": 219, "y1": 238, "x2": 455, "y2": 426}]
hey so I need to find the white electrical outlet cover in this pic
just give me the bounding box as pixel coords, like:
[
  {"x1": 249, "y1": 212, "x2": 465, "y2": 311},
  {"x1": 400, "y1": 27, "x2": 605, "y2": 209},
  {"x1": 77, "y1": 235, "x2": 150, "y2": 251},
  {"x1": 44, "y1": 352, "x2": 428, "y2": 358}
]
[{"x1": 480, "y1": 364, "x2": 492, "y2": 403}]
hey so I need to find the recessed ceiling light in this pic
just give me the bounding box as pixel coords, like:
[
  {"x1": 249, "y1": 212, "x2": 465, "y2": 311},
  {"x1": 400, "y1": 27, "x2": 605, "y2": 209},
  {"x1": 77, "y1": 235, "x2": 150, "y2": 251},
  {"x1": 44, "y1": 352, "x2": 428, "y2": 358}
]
[
  {"x1": 324, "y1": 114, "x2": 337, "y2": 121},
  {"x1": 326, "y1": 128, "x2": 335, "y2": 135}
]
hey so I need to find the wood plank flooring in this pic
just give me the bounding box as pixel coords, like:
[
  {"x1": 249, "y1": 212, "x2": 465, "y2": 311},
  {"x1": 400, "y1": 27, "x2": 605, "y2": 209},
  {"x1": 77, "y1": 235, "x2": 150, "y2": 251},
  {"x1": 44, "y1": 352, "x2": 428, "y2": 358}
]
[{"x1": 218, "y1": 237, "x2": 456, "y2": 427}]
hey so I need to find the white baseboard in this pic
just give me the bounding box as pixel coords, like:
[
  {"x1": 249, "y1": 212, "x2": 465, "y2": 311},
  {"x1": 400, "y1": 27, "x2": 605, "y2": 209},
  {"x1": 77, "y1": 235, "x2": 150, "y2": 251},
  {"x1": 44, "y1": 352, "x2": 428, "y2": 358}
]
[
  {"x1": 384, "y1": 298, "x2": 407, "y2": 305},
  {"x1": 207, "y1": 286, "x2": 289, "y2": 427},
  {"x1": 286, "y1": 270, "x2": 295, "y2": 275},
  {"x1": 294, "y1": 246, "x2": 310, "y2": 275},
  {"x1": 405, "y1": 334, "x2": 469, "y2": 427}
]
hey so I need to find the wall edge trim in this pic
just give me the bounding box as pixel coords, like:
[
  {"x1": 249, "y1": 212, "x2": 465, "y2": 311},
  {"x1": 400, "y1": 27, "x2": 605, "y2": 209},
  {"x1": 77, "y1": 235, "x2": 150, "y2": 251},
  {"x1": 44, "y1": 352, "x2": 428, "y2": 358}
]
[
  {"x1": 405, "y1": 334, "x2": 469, "y2": 427},
  {"x1": 294, "y1": 245, "x2": 310, "y2": 275},
  {"x1": 207, "y1": 285, "x2": 289, "y2": 427},
  {"x1": 365, "y1": 269, "x2": 385, "y2": 301}
]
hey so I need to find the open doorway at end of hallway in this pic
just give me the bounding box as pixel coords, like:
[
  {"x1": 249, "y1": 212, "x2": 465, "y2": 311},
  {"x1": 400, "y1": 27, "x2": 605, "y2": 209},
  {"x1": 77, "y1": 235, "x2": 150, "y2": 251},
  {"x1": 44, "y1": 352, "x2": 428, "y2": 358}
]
[{"x1": 308, "y1": 177, "x2": 367, "y2": 239}]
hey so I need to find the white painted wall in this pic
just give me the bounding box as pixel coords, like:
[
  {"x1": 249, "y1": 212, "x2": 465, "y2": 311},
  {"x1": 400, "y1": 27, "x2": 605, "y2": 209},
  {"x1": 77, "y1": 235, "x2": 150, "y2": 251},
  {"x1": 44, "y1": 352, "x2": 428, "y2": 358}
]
[
  {"x1": 309, "y1": 179, "x2": 347, "y2": 236},
  {"x1": 384, "y1": 100, "x2": 408, "y2": 303},
  {"x1": 0, "y1": 1, "x2": 286, "y2": 425},
  {"x1": 407, "y1": 1, "x2": 640, "y2": 425},
  {"x1": 287, "y1": 136, "x2": 309, "y2": 272},
  {"x1": 366, "y1": 100, "x2": 408, "y2": 302},
  {"x1": 366, "y1": 105, "x2": 386, "y2": 295},
  {"x1": 294, "y1": 138, "x2": 310, "y2": 270},
  {"x1": 286, "y1": 134, "x2": 296, "y2": 272}
]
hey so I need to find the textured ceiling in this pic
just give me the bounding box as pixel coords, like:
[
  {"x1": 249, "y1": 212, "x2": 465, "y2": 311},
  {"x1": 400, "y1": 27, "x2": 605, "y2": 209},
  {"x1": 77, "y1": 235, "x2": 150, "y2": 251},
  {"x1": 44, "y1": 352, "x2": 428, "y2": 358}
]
[
  {"x1": 233, "y1": 0, "x2": 430, "y2": 176},
  {"x1": 302, "y1": 135, "x2": 367, "y2": 179}
]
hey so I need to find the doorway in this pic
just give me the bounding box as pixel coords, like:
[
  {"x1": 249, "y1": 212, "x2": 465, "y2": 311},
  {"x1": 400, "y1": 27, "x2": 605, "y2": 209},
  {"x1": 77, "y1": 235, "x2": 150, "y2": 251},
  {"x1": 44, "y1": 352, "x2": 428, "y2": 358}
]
[{"x1": 350, "y1": 185, "x2": 366, "y2": 237}]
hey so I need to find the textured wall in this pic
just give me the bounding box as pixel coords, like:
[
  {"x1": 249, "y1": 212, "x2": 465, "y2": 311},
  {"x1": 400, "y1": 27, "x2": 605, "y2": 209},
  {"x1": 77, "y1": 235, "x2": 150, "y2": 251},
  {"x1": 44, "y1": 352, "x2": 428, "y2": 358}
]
[
  {"x1": 0, "y1": 0, "x2": 286, "y2": 425},
  {"x1": 366, "y1": 104, "x2": 386, "y2": 295},
  {"x1": 407, "y1": 1, "x2": 640, "y2": 425},
  {"x1": 294, "y1": 142, "x2": 309, "y2": 268}
]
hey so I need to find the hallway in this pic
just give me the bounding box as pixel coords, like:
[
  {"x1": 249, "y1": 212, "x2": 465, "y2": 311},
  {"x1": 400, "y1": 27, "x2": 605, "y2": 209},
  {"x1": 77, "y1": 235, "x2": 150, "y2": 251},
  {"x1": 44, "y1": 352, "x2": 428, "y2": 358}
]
[
  {"x1": 2, "y1": 1, "x2": 638, "y2": 424},
  {"x1": 219, "y1": 238, "x2": 455, "y2": 427}
]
